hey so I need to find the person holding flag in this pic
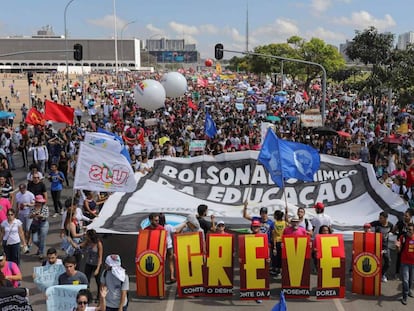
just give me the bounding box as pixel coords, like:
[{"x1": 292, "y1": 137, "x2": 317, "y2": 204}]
[{"x1": 204, "y1": 112, "x2": 217, "y2": 139}]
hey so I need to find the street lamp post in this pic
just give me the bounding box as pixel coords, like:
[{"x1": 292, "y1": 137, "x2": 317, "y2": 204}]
[
  {"x1": 120, "y1": 20, "x2": 136, "y2": 69},
  {"x1": 64, "y1": 0, "x2": 76, "y2": 104}
]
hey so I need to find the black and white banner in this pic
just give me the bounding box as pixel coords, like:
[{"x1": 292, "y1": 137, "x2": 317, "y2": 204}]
[{"x1": 90, "y1": 151, "x2": 407, "y2": 239}]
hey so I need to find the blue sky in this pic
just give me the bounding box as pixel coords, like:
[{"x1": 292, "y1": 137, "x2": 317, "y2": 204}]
[{"x1": 0, "y1": 0, "x2": 412, "y2": 59}]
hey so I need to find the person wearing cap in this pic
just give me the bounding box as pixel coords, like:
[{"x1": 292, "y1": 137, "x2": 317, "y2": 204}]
[
  {"x1": 294, "y1": 207, "x2": 313, "y2": 237},
  {"x1": 29, "y1": 194, "x2": 49, "y2": 259},
  {"x1": 370, "y1": 211, "x2": 394, "y2": 283},
  {"x1": 0, "y1": 250, "x2": 22, "y2": 288},
  {"x1": 310, "y1": 202, "x2": 332, "y2": 239},
  {"x1": 100, "y1": 254, "x2": 129, "y2": 311},
  {"x1": 15, "y1": 183, "x2": 35, "y2": 251},
  {"x1": 215, "y1": 220, "x2": 226, "y2": 234},
  {"x1": 243, "y1": 201, "x2": 275, "y2": 250},
  {"x1": 283, "y1": 217, "x2": 307, "y2": 236}
]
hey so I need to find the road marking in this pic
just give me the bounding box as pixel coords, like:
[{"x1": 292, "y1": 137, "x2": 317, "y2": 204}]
[
  {"x1": 165, "y1": 286, "x2": 176, "y2": 311},
  {"x1": 333, "y1": 298, "x2": 345, "y2": 311}
]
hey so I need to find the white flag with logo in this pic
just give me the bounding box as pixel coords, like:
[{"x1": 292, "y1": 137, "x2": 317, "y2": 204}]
[
  {"x1": 84, "y1": 132, "x2": 124, "y2": 154},
  {"x1": 74, "y1": 142, "x2": 136, "y2": 192}
]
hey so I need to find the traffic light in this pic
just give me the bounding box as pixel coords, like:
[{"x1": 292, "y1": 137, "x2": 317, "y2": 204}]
[
  {"x1": 73, "y1": 43, "x2": 83, "y2": 61},
  {"x1": 214, "y1": 43, "x2": 224, "y2": 60},
  {"x1": 27, "y1": 72, "x2": 33, "y2": 85}
]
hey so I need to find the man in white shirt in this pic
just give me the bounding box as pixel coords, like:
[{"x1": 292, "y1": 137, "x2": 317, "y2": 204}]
[
  {"x1": 310, "y1": 202, "x2": 332, "y2": 238},
  {"x1": 15, "y1": 184, "x2": 35, "y2": 250}
]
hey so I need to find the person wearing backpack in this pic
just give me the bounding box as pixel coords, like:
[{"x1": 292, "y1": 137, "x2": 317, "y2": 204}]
[
  {"x1": 100, "y1": 254, "x2": 129, "y2": 311},
  {"x1": 0, "y1": 250, "x2": 22, "y2": 288},
  {"x1": 395, "y1": 222, "x2": 414, "y2": 305}
]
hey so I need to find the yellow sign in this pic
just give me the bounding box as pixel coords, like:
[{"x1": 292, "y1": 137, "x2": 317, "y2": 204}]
[
  {"x1": 354, "y1": 252, "x2": 380, "y2": 278},
  {"x1": 136, "y1": 250, "x2": 163, "y2": 278}
]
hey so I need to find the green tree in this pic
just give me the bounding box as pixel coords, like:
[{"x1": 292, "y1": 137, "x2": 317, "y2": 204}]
[{"x1": 248, "y1": 37, "x2": 345, "y2": 91}]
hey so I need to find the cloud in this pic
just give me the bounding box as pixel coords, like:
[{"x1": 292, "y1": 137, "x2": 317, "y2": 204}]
[
  {"x1": 335, "y1": 11, "x2": 396, "y2": 31},
  {"x1": 306, "y1": 27, "x2": 346, "y2": 42},
  {"x1": 248, "y1": 19, "x2": 299, "y2": 47},
  {"x1": 223, "y1": 27, "x2": 245, "y2": 43},
  {"x1": 87, "y1": 15, "x2": 128, "y2": 31},
  {"x1": 169, "y1": 21, "x2": 199, "y2": 35},
  {"x1": 310, "y1": 0, "x2": 332, "y2": 13},
  {"x1": 199, "y1": 24, "x2": 219, "y2": 35},
  {"x1": 145, "y1": 24, "x2": 165, "y2": 36}
]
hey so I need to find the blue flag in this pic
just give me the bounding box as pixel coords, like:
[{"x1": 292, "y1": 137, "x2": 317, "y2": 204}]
[
  {"x1": 204, "y1": 112, "x2": 217, "y2": 138},
  {"x1": 258, "y1": 128, "x2": 320, "y2": 187},
  {"x1": 271, "y1": 291, "x2": 287, "y2": 311},
  {"x1": 97, "y1": 127, "x2": 131, "y2": 163}
]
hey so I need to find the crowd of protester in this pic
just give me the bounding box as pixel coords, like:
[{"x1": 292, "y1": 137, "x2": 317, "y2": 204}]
[{"x1": 0, "y1": 68, "x2": 414, "y2": 307}]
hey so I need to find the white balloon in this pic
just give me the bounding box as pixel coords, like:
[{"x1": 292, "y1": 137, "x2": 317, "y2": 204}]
[
  {"x1": 134, "y1": 79, "x2": 166, "y2": 110},
  {"x1": 160, "y1": 72, "x2": 187, "y2": 98}
]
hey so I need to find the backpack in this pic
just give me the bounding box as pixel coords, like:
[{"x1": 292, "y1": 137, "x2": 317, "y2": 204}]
[{"x1": 8, "y1": 261, "x2": 21, "y2": 287}]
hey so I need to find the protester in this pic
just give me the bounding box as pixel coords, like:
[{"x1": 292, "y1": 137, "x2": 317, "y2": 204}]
[
  {"x1": 63, "y1": 208, "x2": 84, "y2": 266},
  {"x1": 72, "y1": 287, "x2": 108, "y2": 311},
  {"x1": 79, "y1": 229, "x2": 103, "y2": 301},
  {"x1": 243, "y1": 202, "x2": 275, "y2": 265},
  {"x1": 295, "y1": 207, "x2": 313, "y2": 237},
  {"x1": 395, "y1": 223, "x2": 414, "y2": 305},
  {"x1": 283, "y1": 217, "x2": 308, "y2": 236},
  {"x1": 144, "y1": 212, "x2": 164, "y2": 230},
  {"x1": 15, "y1": 183, "x2": 35, "y2": 252},
  {"x1": 159, "y1": 213, "x2": 176, "y2": 284},
  {"x1": 0, "y1": 208, "x2": 27, "y2": 265},
  {"x1": 58, "y1": 255, "x2": 88, "y2": 285},
  {"x1": 29, "y1": 194, "x2": 49, "y2": 259},
  {"x1": 271, "y1": 210, "x2": 287, "y2": 276},
  {"x1": 47, "y1": 163, "x2": 64, "y2": 217},
  {"x1": 100, "y1": 254, "x2": 129, "y2": 311},
  {"x1": 370, "y1": 211, "x2": 394, "y2": 282},
  {"x1": 215, "y1": 220, "x2": 226, "y2": 234},
  {"x1": 27, "y1": 171, "x2": 48, "y2": 201},
  {"x1": 310, "y1": 202, "x2": 332, "y2": 239},
  {"x1": 392, "y1": 209, "x2": 413, "y2": 278},
  {"x1": 0, "y1": 250, "x2": 22, "y2": 288},
  {"x1": 42, "y1": 247, "x2": 62, "y2": 266}
]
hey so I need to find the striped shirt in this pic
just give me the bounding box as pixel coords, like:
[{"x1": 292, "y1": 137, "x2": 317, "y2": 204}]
[{"x1": 0, "y1": 182, "x2": 13, "y2": 199}]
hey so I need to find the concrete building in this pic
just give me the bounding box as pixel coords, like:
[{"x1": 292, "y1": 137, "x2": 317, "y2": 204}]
[
  {"x1": 0, "y1": 28, "x2": 200, "y2": 73},
  {"x1": 397, "y1": 31, "x2": 414, "y2": 50}
]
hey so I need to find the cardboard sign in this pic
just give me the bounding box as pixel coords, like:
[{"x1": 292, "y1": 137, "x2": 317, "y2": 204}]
[
  {"x1": 189, "y1": 140, "x2": 206, "y2": 152},
  {"x1": 33, "y1": 264, "x2": 65, "y2": 293},
  {"x1": 46, "y1": 285, "x2": 87, "y2": 311},
  {"x1": 204, "y1": 233, "x2": 234, "y2": 296},
  {"x1": 281, "y1": 235, "x2": 311, "y2": 298},
  {"x1": 238, "y1": 234, "x2": 270, "y2": 300},
  {"x1": 135, "y1": 229, "x2": 167, "y2": 298},
  {"x1": 352, "y1": 232, "x2": 382, "y2": 296},
  {"x1": 315, "y1": 234, "x2": 346, "y2": 299}
]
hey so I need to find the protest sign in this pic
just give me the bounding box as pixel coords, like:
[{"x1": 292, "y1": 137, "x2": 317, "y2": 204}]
[
  {"x1": 33, "y1": 264, "x2": 65, "y2": 292},
  {"x1": 46, "y1": 284, "x2": 87, "y2": 311}
]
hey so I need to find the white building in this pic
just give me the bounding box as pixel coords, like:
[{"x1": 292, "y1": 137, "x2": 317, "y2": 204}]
[{"x1": 397, "y1": 31, "x2": 414, "y2": 50}]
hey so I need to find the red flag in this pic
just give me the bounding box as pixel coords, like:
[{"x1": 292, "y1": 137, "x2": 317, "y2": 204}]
[
  {"x1": 44, "y1": 100, "x2": 74, "y2": 125},
  {"x1": 187, "y1": 98, "x2": 197, "y2": 111},
  {"x1": 25, "y1": 108, "x2": 45, "y2": 126}
]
